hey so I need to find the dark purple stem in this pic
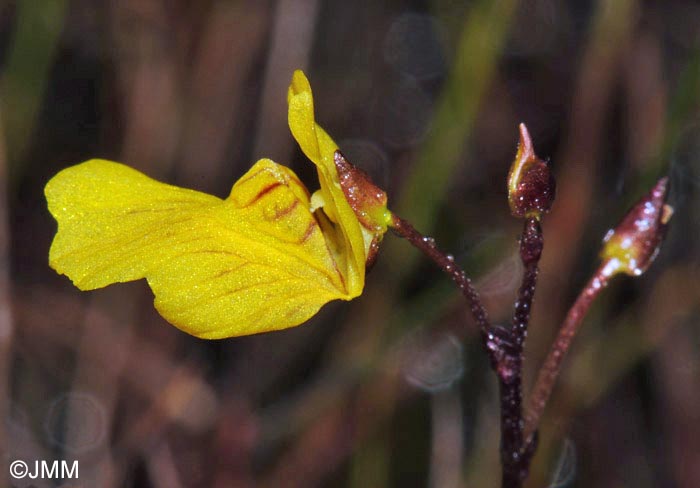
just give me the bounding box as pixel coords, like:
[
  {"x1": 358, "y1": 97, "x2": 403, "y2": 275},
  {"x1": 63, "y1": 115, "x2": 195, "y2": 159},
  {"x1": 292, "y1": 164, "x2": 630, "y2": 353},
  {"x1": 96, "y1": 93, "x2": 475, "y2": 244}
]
[
  {"x1": 389, "y1": 214, "x2": 494, "y2": 364},
  {"x1": 390, "y1": 214, "x2": 545, "y2": 488},
  {"x1": 498, "y1": 218, "x2": 543, "y2": 488},
  {"x1": 523, "y1": 176, "x2": 670, "y2": 441},
  {"x1": 523, "y1": 263, "x2": 610, "y2": 439}
]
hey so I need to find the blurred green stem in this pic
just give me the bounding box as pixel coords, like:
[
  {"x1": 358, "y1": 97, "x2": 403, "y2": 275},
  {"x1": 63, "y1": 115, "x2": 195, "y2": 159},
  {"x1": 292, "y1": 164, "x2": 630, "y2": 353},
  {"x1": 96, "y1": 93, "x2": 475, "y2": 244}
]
[
  {"x1": 385, "y1": 0, "x2": 518, "y2": 283},
  {"x1": 0, "y1": 99, "x2": 13, "y2": 488},
  {"x1": 0, "y1": 0, "x2": 67, "y2": 179}
]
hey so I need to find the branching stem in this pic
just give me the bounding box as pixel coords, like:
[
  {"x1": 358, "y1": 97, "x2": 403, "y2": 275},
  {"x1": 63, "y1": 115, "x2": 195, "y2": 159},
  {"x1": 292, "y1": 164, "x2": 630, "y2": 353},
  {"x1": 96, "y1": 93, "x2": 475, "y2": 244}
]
[
  {"x1": 387, "y1": 133, "x2": 667, "y2": 487},
  {"x1": 390, "y1": 214, "x2": 544, "y2": 488}
]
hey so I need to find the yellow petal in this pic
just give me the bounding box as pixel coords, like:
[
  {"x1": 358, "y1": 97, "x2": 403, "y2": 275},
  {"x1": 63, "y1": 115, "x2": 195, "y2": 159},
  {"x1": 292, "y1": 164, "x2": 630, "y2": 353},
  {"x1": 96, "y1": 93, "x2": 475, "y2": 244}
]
[
  {"x1": 46, "y1": 159, "x2": 353, "y2": 339},
  {"x1": 287, "y1": 70, "x2": 375, "y2": 295}
]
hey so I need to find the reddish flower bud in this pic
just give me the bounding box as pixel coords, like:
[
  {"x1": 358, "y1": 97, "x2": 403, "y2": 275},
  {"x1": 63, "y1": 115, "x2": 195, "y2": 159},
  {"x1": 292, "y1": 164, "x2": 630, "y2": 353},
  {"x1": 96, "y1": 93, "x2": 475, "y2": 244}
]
[
  {"x1": 600, "y1": 177, "x2": 673, "y2": 277},
  {"x1": 507, "y1": 124, "x2": 556, "y2": 219}
]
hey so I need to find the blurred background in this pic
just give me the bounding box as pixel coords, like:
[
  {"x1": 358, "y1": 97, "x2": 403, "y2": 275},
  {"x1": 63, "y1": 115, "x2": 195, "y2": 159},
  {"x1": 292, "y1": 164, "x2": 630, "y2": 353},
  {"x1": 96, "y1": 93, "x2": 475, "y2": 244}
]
[{"x1": 1, "y1": 0, "x2": 699, "y2": 486}]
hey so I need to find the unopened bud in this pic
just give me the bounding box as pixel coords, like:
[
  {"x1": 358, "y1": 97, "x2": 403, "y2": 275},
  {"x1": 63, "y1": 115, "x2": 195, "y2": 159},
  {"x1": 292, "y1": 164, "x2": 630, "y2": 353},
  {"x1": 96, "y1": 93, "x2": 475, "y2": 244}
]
[
  {"x1": 507, "y1": 123, "x2": 556, "y2": 219},
  {"x1": 600, "y1": 177, "x2": 673, "y2": 277}
]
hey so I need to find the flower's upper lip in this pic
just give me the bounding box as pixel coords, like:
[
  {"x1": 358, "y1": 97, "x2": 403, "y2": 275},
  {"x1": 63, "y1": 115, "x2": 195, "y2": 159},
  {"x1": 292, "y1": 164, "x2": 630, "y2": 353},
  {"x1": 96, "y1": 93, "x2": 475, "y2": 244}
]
[{"x1": 287, "y1": 69, "x2": 388, "y2": 297}]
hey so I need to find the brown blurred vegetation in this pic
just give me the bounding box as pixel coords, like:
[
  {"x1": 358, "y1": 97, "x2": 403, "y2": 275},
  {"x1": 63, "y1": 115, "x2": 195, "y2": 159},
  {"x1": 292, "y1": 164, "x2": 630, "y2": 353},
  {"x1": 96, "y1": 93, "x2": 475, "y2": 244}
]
[{"x1": 1, "y1": 1, "x2": 699, "y2": 487}]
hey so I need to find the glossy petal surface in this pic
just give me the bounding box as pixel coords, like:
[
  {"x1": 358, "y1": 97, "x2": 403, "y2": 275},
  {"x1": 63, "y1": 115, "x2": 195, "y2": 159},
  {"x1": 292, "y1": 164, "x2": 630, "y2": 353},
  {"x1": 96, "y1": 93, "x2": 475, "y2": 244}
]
[{"x1": 46, "y1": 159, "x2": 350, "y2": 338}]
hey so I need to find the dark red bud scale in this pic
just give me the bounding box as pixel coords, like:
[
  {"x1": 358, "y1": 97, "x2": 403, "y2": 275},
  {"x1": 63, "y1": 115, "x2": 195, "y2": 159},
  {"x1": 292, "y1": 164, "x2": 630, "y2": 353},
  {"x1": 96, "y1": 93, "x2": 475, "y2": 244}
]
[
  {"x1": 334, "y1": 150, "x2": 389, "y2": 232},
  {"x1": 334, "y1": 150, "x2": 392, "y2": 266},
  {"x1": 507, "y1": 124, "x2": 556, "y2": 219}
]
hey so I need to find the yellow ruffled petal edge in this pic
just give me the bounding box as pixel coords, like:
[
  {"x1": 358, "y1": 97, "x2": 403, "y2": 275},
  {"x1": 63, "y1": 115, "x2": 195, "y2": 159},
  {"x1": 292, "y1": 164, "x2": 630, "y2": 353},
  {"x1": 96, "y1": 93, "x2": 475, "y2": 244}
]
[{"x1": 45, "y1": 159, "x2": 351, "y2": 339}]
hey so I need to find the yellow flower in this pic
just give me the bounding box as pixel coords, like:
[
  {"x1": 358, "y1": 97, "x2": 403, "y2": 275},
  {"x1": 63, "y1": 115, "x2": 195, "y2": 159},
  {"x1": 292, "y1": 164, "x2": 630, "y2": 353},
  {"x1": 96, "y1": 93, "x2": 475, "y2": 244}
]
[{"x1": 45, "y1": 70, "x2": 390, "y2": 339}]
